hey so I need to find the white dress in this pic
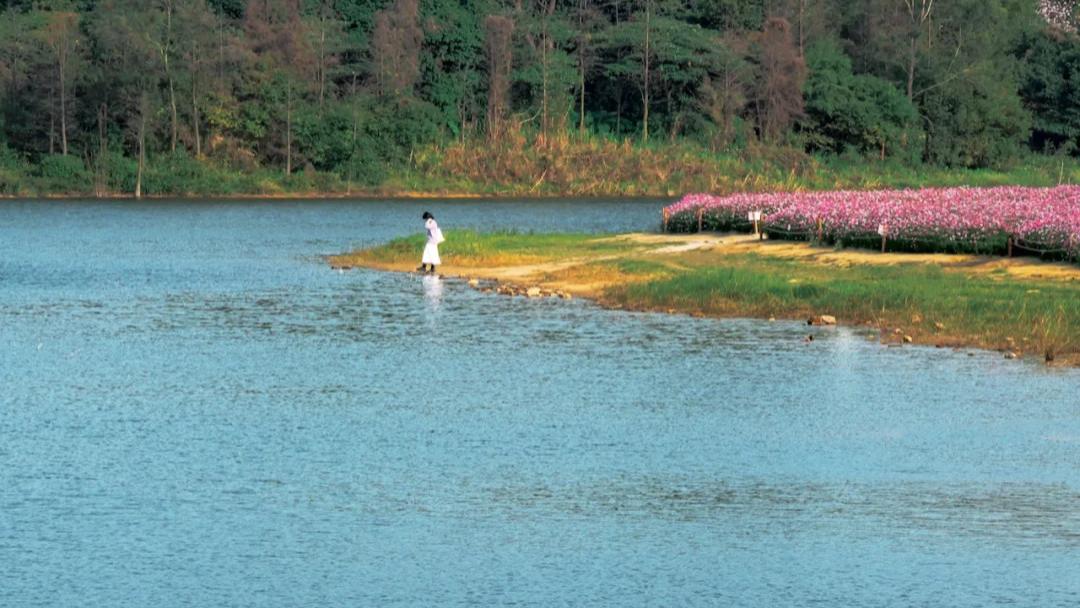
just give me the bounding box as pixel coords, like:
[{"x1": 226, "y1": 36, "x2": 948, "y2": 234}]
[{"x1": 422, "y1": 218, "x2": 442, "y2": 265}]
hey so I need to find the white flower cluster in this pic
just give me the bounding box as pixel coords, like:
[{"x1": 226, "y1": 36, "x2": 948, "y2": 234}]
[{"x1": 1039, "y1": 0, "x2": 1079, "y2": 32}]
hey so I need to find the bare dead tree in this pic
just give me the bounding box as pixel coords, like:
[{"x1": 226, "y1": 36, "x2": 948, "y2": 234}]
[
  {"x1": 135, "y1": 92, "x2": 149, "y2": 198},
  {"x1": 641, "y1": 0, "x2": 651, "y2": 142},
  {"x1": 754, "y1": 17, "x2": 806, "y2": 142},
  {"x1": 244, "y1": 0, "x2": 313, "y2": 175},
  {"x1": 370, "y1": 0, "x2": 423, "y2": 97},
  {"x1": 40, "y1": 11, "x2": 80, "y2": 156},
  {"x1": 903, "y1": 0, "x2": 934, "y2": 100},
  {"x1": 485, "y1": 15, "x2": 515, "y2": 142}
]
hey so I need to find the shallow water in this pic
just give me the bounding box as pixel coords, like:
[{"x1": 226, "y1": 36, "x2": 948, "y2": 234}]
[{"x1": 1, "y1": 198, "x2": 1078, "y2": 607}]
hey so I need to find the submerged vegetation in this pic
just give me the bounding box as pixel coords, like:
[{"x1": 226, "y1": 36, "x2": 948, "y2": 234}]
[{"x1": 334, "y1": 231, "x2": 1080, "y2": 364}]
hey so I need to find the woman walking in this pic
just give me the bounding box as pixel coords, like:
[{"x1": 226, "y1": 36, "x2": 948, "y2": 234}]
[{"x1": 419, "y1": 211, "x2": 444, "y2": 274}]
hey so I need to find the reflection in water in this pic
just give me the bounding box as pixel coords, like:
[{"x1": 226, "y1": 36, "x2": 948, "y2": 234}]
[{"x1": 422, "y1": 274, "x2": 444, "y2": 309}]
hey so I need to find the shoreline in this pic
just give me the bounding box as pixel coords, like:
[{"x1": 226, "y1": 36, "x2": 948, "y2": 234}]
[
  {"x1": 0, "y1": 191, "x2": 504, "y2": 201},
  {"x1": 0, "y1": 191, "x2": 677, "y2": 201},
  {"x1": 329, "y1": 232, "x2": 1080, "y2": 366}
]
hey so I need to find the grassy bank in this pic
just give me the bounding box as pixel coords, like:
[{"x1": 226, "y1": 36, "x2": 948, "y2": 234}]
[
  {"x1": 331, "y1": 231, "x2": 1080, "y2": 364},
  {"x1": 7, "y1": 138, "x2": 1080, "y2": 198}
]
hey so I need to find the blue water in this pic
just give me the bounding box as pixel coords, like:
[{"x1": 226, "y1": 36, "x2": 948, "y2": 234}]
[{"x1": 1, "y1": 199, "x2": 1078, "y2": 607}]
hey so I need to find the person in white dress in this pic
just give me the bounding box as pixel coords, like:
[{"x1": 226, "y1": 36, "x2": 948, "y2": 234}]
[{"x1": 419, "y1": 211, "x2": 443, "y2": 274}]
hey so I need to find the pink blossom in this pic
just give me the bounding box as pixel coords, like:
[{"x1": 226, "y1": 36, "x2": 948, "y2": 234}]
[{"x1": 665, "y1": 186, "x2": 1080, "y2": 259}]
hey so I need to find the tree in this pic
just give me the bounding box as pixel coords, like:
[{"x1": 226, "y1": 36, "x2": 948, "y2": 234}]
[
  {"x1": 370, "y1": 0, "x2": 423, "y2": 97},
  {"x1": 175, "y1": 0, "x2": 220, "y2": 157},
  {"x1": 801, "y1": 39, "x2": 919, "y2": 159},
  {"x1": 244, "y1": 0, "x2": 314, "y2": 174},
  {"x1": 1017, "y1": 28, "x2": 1080, "y2": 153},
  {"x1": 84, "y1": 0, "x2": 162, "y2": 196},
  {"x1": 599, "y1": 4, "x2": 746, "y2": 141},
  {"x1": 484, "y1": 14, "x2": 514, "y2": 141},
  {"x1": 37, "y1": 10, "x2": 81, "y2": 155},
  {"x1": 417, "y1": 0, "x2": 488, "y2": 140},
  {"x1": 917, "y1": 0, "x2": 1035, "y2": 166},
  {"x1": 511, "y1": 0, "x2": 577, "y2": 143},
  {"x1": 0, "y1": 9, "x2": 51, "y2": 154},
  {"x1": 751, "y1": 17, "x2": 806, "y2": 142},
  {"x1": 307, "y1": 1, "x2": 345, "y2": 109},
  {"x1": 572, "y1": 0, "x2": 605, "y2": 133},
  {"x1": 144, "y1": 0, "x2": 182, "y2": 153},
  {"x1": 902, "y1": 0, "x2": 934, "y2": 100},
  {"x1": 697, "y1": 37, "x2": 750, "y2": 150}
]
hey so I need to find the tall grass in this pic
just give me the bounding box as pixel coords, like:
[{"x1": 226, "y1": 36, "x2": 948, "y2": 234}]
[
  {"x1": 412, "y1": 134, "x2": 1080, "y2": 197},
  {"x1": 6, "y1": 134, "x2": 1080, "y2": 197}
]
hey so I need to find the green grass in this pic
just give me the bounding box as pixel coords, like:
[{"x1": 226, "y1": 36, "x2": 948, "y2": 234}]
[{"x1": 607, "y1": 254, "x2": 1080, "y2": 359}]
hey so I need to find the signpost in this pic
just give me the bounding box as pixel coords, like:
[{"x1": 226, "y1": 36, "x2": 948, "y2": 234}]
[{"x1": 748, "y1": 210, "x2": 763, "y2": 238}]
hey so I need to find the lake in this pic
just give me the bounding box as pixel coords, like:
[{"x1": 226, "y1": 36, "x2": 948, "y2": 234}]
[{"x1": 1, "y1": 199, "x2": 1078, "y2": 607}]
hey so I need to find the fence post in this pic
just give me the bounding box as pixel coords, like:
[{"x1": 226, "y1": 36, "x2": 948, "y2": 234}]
[
  {"x1": 697, "y1": 208, "x2": 704, "y2": 233},
  {"x1": 662, "y1": 208, "x2": 670, "y2": 232},
  {"x1": 816, "y1": 218, "x2": 823, "y2": 243},
  {"x1": 1007, "y1": 235, "x2": 1014, "y2": 257}
]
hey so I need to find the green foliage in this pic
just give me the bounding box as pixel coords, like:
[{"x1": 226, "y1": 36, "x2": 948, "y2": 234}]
[
  {"x1": 294, "y1": 104, "x2": 355, "y2": 171},
  {"x1": 1, "y1": 0, "x2": 1080, "y2": 194},
  {"x1": 689, "y1": 0, "x2": 765, "y2": 31},
  {"x1": 597, "y1": 14, "x2": 741, "y2": 138},
  {"x1": 922, "y1": 74, "x2": 1032, "y2": 168},
  {"x1": 1017, "y1": 29, "x2": 1080, "y2": 153},
  {"x1": 802, "y1": 40, "x2": 921, "y2": 161},
  {"x1": 0, "y1": 143, "x2": 28, "y2": 194},
  {"x1": 918, "y1": 0, "x2": 1034, "y2": 167},
  {"x1": 208, "y1": 0, "x2": 245, "y2": 18},
  {"x1": 363, "y1": 97, "x2": 441, "y2": 159},
  {"x1": 102, "y1": 151, "x2": 138, "y2": 193},
  {"x1": 417, "y1": 0, "x2": 489, "y2": 135},
  {"x1": 35, "y1": 154, "x2": 91, "y2": 191},
  {"x1": 142, "y1": 151, "x2": 220, "y2": 195}
]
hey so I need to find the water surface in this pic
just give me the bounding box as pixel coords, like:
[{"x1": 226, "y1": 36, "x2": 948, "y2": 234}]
[{"x1": 1, "y1": 199, "x2": 1078, "y2": 607}]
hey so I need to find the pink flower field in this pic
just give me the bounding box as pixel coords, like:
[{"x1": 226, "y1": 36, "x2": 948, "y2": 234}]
[{"x1": 664, "y1": 186, "x2": 1080, "y2": 260}]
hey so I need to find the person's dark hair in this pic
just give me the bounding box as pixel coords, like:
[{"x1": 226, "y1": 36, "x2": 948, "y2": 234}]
[{"x1": 422, "y1": 211, "x2": 433, "y2": 220}]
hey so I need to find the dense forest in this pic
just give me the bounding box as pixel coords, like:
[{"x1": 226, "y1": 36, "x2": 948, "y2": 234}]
[{"x1": 2, "y1": 0, "x2": 1080, "y2": 196}]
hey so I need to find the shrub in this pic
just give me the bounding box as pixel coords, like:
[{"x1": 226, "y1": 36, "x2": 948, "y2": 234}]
[
  {"x1": 35, "y1": 154, "x2": 92, "y2": 193},
  {"x1": 0, "y1": 144, "x2": 27, "y2": 194}
]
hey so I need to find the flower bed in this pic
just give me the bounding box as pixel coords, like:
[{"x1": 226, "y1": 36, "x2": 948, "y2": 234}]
[{"x1": 663, "y1": 186, "x2": 1080, "y2": 260}]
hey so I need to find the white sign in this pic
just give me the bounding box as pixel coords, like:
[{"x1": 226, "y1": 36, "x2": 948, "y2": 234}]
[
  {"x1": 877, "y1": 224, "x2": 888, "y2": 236},
  {"x1": 747, "y1": 210, "x2": 763, "y2": 222}
]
